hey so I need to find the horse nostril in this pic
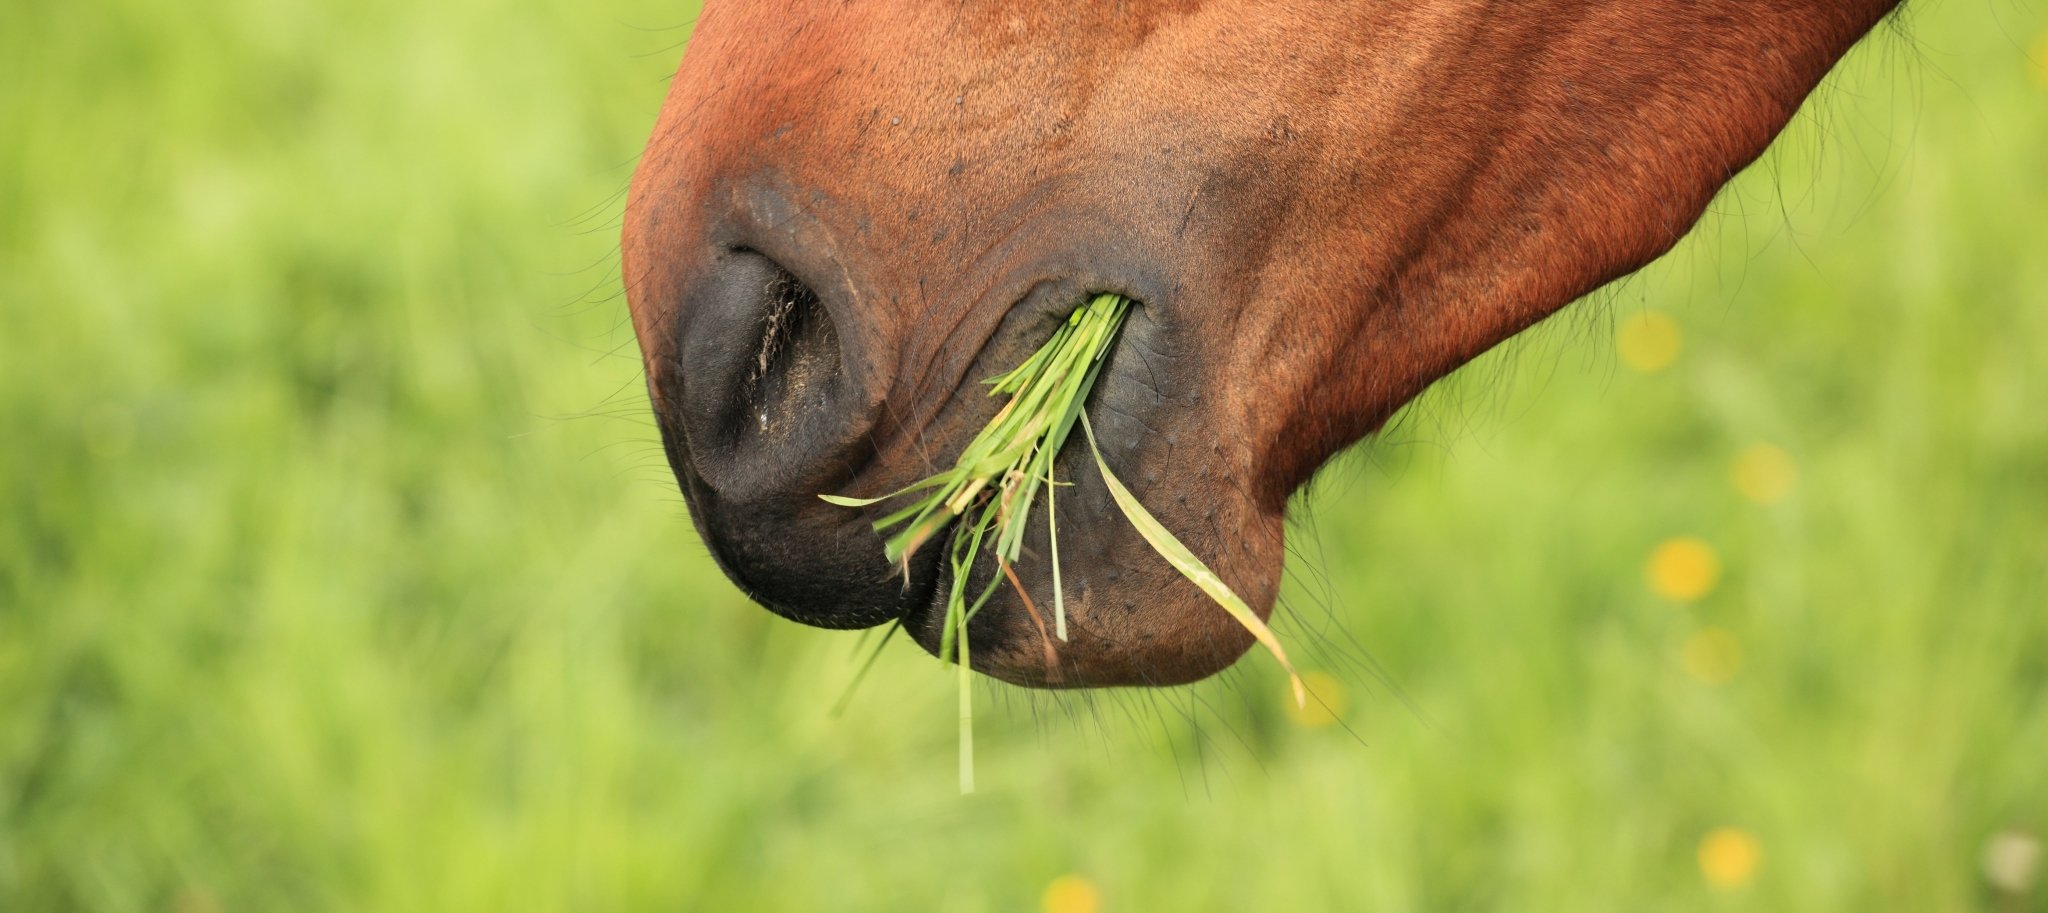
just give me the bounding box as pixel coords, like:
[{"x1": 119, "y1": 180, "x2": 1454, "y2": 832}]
[
  {"x1": 668, "y1": 248, "x2": 862, "y2": 507},
  {"x1": 656, "y1": 245, "x2": 902, "y2": 630},
  {"x1": 742, "y1": 266, "x2": 839, "y2": 438}
]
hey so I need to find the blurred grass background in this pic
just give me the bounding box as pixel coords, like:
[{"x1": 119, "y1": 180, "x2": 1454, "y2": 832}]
[{"x1": 3, "y1": 1, "x2": 2046, "y2": 910}]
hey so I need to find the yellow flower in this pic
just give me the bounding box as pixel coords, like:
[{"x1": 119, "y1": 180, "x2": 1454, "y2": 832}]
[
  {"x1": 1285, "y1": 671, "x2": 1348, "y2": 728},
  {"x1": 1698, "y1": 827, "x2": 1762, "y2": 889},
  {"x1": 1732, "y1": 444, "x2": 1797, "y2": 505},
  {"x1": 1647, "y1": 537, "x2": 1721, "y2": 602},
  {"x1": 1616, "y1": 310, "x2": 1682, "y2": 373},
  {"x1": 1681, "y1": 627, "x2": 1743, "y2": 684},
  {"x1": 1042, "y1": 874, "x2": 1102, "y2": 913}
]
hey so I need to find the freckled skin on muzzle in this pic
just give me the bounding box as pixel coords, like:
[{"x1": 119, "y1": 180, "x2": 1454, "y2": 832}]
[{"x1": 623, "y1": 1, "x2": 1899, "y2": 687}]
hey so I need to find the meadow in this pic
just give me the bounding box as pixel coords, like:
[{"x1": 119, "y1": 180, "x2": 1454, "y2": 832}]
[{"x1": 3, "y1": 1, "x2": 2045, "y2": 910}]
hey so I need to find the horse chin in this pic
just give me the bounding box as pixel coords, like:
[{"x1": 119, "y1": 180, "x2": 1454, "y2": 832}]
[{"x1": 899, "y1": 575, "x2": 1263, "y2": 690}]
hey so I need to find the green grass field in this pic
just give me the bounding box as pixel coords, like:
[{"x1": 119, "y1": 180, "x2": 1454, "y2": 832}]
[{"x1": 4, "y1": 2, "x2": 2046, "y2": 910}]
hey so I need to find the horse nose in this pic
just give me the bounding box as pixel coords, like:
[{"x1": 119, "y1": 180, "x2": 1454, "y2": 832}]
[{"x1": 656, "y1": 248, "x2": 909, "y2": 629}]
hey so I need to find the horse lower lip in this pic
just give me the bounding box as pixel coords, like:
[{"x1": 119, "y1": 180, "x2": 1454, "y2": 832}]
[{"x1": 895, "y1": 513, "x2": 982, "y2": 641}]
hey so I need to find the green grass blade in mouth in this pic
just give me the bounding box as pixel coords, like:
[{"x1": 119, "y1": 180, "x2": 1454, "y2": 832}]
[
  {"x1": 1046, "y1": 460, "x2": 1066, "y2": 641},
  {"x1": 822, "y1": 294, "x2": 1131, "y2": 574},
  {"x1": 956, "y1": 592, "x2": 974, "y2": 794},
  {"x1": 819, "y1": 292, "x2": 1306, "y2": 790},
  {"x1": 1080, "y1": 412, "x2": 1307, "y2": 708}
]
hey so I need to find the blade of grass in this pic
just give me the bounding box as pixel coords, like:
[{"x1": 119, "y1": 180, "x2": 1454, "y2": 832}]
[
  {"x1": 1080, "y1": 412, "x2": 1307, "y2": 708},
  {"x1": 1047, "y1": 462, "x2": 1066, "y2": 641},
  {"x1": 829, "y1": 620, "x2": 902, "y2": 717},
  {"x1": 999, "y1": 557, "x2": 1058, "y2": 672},
  {"x1": 957, "y1": 605, "x2": 974, "y2": 795},
  {"x1": 818, "y1": 473, "x2": 953, "y2": 508}
]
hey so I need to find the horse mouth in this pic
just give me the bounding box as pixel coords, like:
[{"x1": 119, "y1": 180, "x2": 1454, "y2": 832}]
[{"x1": 890, "y1": 493, "x2": 1045, "y2": 683}]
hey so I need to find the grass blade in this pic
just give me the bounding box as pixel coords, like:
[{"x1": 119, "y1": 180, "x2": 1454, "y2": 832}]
[
  {"x1": 830, "y1": 620, "x2": 901, "y2": 717},
  {"x1": 957, "y1": 600, "x2": 974, "y2": 794},
  {"x1": 818, "y1": 493, "x2": 889, "y2": 508},
  {"x1": 1047, "y1": 462, "x2": 1066, "y2": 641},
  {"x1": 1080, "y1": 412, "x2": 1307, "y2": 707}
]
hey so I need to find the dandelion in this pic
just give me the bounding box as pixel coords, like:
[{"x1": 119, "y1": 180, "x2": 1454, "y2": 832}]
[
  {"x1": 1041, "y1": 874, "x2": 1102, "y2": 913},
  {"x1": 1616, "y1": 310, "x2": 1682, "y2": 373},
  {"x1": 1647, "y1": 537, "x2": 1721, "y2": 602},
  {"x1": 1698, "y1": 826, "x2": 1762, "y2": 889}
]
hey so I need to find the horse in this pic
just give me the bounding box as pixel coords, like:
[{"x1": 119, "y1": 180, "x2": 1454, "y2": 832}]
[{"x1": 622, "y1": 0, "x2": 1903, "y2": 688}]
